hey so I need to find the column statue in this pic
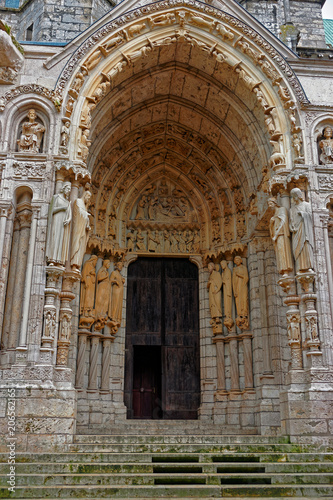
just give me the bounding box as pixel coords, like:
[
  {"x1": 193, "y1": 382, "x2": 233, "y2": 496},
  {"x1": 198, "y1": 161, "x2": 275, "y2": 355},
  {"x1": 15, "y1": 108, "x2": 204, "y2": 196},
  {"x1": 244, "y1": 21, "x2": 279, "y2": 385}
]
[
  {"x1": 232, "y1": 256, "x2": 249, "y2": 330},
  {"x1": 17, "y1": 109, "x2": 45, "y2": 153},
  {"x1": 268, "y1": 197, "x2": 293, "y2": 276},
  {"x1": 80, "y1": 255, "x2": 98, "y2": 316},
  {"x1": 108, "y1": 262, "x2": 125, "y2": 331},
  {"x1": 207, "y1": 262, "x2": 222, "y2": 324},
  {"x1": 71, "y1": 190, "x2": 91, "y2": 269},
  {"x1": 45, "y1": 182, "x2": 72, "y2": 265},
  {"x1": 95, "y1": 259, "x2": 111, "y2": 320},
  {"x1": 221, "y1": 260, "x2": 234, "y2": 331},
  {"x1": 289, "y1": 188, "x2": 314, "y2": 272}
]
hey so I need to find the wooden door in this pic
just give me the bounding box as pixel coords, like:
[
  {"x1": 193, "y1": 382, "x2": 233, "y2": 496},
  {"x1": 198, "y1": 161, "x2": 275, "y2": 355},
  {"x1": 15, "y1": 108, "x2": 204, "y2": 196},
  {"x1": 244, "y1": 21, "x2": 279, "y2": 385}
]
[{"x1": 125, "y1": 258, "x2": 200, "y2": 419}]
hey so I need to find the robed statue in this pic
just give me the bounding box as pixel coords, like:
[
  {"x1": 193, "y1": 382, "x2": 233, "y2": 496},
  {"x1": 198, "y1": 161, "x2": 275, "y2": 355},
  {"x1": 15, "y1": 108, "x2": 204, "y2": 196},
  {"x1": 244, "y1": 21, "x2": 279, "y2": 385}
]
[
  {"x1": 17, "y1": 109, "x2": 45, "y2": 153},
  {"x1": 232, "y1": 256, "x2": 249, "y2": 330},
  {"x1": 289, "y1": 188, "x2": 314, "y2": 273},
  {"x1": 207, "y1": 262, "x2": 222, "y2": 323},
  {"x1": 108, "y1": 261, "x2": 125, "y2": 329},
  {"x1": 45, "y1": 182, "x2": 72, "y2": 265},
  {"x1": 70, "y1": 191, "x2": 92, "y2": 269},
  {"x1": 268, "y1": 197, "x2": 293, "y2": 276}
]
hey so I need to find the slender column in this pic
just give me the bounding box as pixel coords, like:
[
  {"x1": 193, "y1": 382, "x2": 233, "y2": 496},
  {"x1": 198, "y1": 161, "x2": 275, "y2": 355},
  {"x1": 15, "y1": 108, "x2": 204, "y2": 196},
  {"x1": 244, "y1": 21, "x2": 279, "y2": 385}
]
[
  {"x1": 1, "y1": 216, "x2": 19, "y2": 347},
  {"x1": 213, "y1": 336, "x2": 226, "y2": 393},
  {"x1": 0, "y1": 207, "x2": 10, "y2": 272},
  {"x1": 256, "y1": 248, "x2": 273, "y2": 376},
  {"x1": 75, "y1": 330, "x2": 89, "y2": 390},
  {"x1": 87, "y1": 334, "x2": 101, "y2": 392},
  {"x1": 229, "y1": 337, "x2": 240, "y2": 392},
  {"x1": 19, "y1": 207, "x2": 39, "y2": 347},
  {"x1": 322, "y1": 215, "x2": 333, "y2": 326},
  {"x1": 100, "y1": 335, "x2": 115, "y2": 393},
  {"x1": 279, "y1": 276, "x2": 303, "y2": 370},
  {"x1": 40, "y1": 266, "x2": 63, "y2": 361},
  {"x1": 242, "y1": 333, "x2": 254, "y2": 390},
  {"x1": 8, "y1": 206, "x2": 32, "y2": 348}
]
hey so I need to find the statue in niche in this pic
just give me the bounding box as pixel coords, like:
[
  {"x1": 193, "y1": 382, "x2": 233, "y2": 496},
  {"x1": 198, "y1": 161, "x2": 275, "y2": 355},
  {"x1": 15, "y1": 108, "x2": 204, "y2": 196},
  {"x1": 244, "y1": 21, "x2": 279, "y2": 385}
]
[
  {"x1": 95, "y1": 259, "x2": 111, "y2": 320},
  {"x1": 59, "y1": 312, "x2": 71, "y2": 341},
  {"x1": 46, "y1": 182, "x2": 72, "y2": 265},
  {"x1": 164, "y1": 230, "x2": 171, "y2": 252},
  {"x1": 136, "y1": 229, "x2": 146, "y2": 251},
  {"x1": 44, "y1": 310, "x2": 56, "y2": 339},
  {"x1": 319, "y1": 126, "x2": 333, "y2": 164},
  {"x1": 221, "y1": 260, "x2": 234, "y2": 331},
  {"x1": 71, "y1": 191, "x2": 92, "y2": 269},
  {"x1": 109, "y1": 262, "x2": 125, "y2": 328},
  {"x1": 232, "y1": 256, "x2": 249, "y2": 330},
  {"x1": 79, "y1": 129, "x2": 91, "y2": 162},
  {"x1": 148, "y1": 230, "x2": 158, "y2": 252},
  {"x1": 80, "y1": 255, "x2": 98, "y2": 316},
  {"x1": 268, "y1": 198, "x2": 294, "y2": 277},
  {"x1": 193, "y1": 231, "x2": 200, "y2": 252},
  {"x1": 148, "y1": 197, "x2": 158, "y2": 220},
  {"x1": 135, "y1": 197, "x2": 146, "y2": 220},
  {"x1": 287, "y1": 313, "x2": 301, "y2": 342},
  {"x1": 289, "y1": 188, "x2": 314, "y2": 273},
  {"x1": 207, "y1": 262, "x2": 222, "y2": 324},
  {"x1": 127, "y1": 231, "x2": 135, "y2": 251},
  {"x1": 60, "y1": 121, "x2": 70, "y2": 149},
  {"x1": 178, "y1": 231, "x2": 186, "y2": 253},
  {"x1": 17, "y1": 109, "x2": 45, "y2": 153}
]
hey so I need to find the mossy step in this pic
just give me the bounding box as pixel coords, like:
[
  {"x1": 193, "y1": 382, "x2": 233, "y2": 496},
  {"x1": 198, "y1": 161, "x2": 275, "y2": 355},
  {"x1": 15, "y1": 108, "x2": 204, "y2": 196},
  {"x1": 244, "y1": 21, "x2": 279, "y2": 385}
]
[
  {"x1": 1, "y1": 452, "x2": 332, "y2": 464},
  {"x1": 7, "y1": 461, "x2": 333, "y2": 474},
  {"x1": 1, "y1": 484, "x2": 333, "y2": 498},
  {"x1": 1, "y1": 472, "x2": 332, "y2": 487},
  {"x1": 69, "y1": 443, "x2": 321, "y2": 453},
  {"x1": 74, "y1": 435, "x2": 291, "y2": 445}
]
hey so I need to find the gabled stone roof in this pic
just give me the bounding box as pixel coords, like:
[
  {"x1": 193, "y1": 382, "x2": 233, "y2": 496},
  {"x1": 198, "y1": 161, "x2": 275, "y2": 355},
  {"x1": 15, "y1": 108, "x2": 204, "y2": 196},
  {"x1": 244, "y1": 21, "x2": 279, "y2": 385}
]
[{"x1": 324, "y1": 19, "x2": 333, "y2": 46}]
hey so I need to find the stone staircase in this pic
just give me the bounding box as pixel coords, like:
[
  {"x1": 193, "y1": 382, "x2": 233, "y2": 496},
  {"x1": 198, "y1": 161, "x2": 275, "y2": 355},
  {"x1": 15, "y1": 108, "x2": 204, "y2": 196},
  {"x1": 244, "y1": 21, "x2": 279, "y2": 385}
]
[{"x1": 1, "y1": 423, "x2": 333, "y2": 498}]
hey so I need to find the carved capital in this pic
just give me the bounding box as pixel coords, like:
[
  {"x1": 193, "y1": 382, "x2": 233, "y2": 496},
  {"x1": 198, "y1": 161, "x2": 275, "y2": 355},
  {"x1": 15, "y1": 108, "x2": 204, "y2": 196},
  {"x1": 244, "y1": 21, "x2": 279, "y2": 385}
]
[
  {"x1": 296, "y1": 271, "x2": 315, "y2": 293},
  {"x1": 278, "y1": 276, "x2": 296, "y2": 295}
]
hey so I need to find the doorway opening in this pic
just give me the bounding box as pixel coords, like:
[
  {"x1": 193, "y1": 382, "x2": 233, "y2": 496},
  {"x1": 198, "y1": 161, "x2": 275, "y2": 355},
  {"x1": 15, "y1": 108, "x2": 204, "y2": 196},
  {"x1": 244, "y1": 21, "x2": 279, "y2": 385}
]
[{"x1": 124, "y1": 258, "x2": 200, "y2": 419}]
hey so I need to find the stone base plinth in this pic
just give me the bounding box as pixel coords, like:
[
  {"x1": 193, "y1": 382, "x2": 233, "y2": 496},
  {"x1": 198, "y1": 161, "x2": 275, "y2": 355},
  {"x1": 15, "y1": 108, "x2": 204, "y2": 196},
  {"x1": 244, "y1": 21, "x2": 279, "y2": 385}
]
[{"x1": 0, "y1": 365, "x2": 77, "y2": 452}]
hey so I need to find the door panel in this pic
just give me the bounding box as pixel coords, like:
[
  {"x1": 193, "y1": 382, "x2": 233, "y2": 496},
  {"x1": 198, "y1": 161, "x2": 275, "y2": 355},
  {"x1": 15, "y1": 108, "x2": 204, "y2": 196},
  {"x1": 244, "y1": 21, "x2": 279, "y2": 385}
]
[{"x1": 125, "y1": 258, "x2": 200, "y2": 419}]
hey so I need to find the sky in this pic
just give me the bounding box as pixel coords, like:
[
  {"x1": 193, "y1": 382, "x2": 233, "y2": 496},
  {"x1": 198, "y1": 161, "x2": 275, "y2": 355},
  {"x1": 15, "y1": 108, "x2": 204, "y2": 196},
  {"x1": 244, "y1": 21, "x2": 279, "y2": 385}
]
[{"x1": 323, "y1": 0, "x2": 333, "y2": 19}]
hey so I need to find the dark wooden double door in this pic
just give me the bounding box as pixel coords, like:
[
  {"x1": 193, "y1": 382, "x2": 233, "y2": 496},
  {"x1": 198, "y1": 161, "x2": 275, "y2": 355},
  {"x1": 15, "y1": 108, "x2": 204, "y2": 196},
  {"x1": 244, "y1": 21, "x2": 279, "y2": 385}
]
[{"x1": 125, "y1": 258, "x2": 200, "y2": 419}]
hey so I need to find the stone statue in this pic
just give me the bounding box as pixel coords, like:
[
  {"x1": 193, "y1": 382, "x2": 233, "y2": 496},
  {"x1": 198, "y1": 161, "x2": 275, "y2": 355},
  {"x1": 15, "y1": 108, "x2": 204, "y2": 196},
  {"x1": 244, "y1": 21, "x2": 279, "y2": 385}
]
[
  {"x1": 319, "y1": 126, "x2": 333, "y2": 164},
  {"x1": 95, "y1": 260, "x2": 111, "y2": 319},
  {"x1": 232, "y1": 256, "x2": 249, "y2": 330},
  {"x1": 45, "y1": 182, "x2": 72, "y2": 265},
  {"x1": 207, "y1": 262, "x2": 222, "y2": 323},
  {"x1": 109, "y1": 261, "x2": 125, "y2": 327},
  {"x1": 268, "y1": 198, "x2": 293, "y2": 277},
  {"x1": 79, "y1": 129, "x2": 91, "y2": 162},
  {"x1": 136, "y1": 229, "x2": 146, "y2": 251},
  {"x1": 61, "y1": 121, "x2": 70, "y2": 147},
  {"x1": 71, "y1": 191, "x2": 91, "y2": 269},
  {"x1": 80, "y1": 255, "x2": 98, "y2": 316},
  {"x1": 289, "y1": 188, "x2": 314, "y2": 273},
  {"x1": 221, "y1": 260, "x2": 234, "y2": 331},
  {"x1": 17, "y1": 109, "x2": 45, "y2": 153}
]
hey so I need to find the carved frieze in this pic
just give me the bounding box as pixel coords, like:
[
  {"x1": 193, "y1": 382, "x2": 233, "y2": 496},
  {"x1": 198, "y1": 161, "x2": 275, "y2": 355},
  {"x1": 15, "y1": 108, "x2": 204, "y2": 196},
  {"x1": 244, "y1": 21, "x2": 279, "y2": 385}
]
[{"x1": 12, "y1": 161, "x2": 47, "y2": 179}]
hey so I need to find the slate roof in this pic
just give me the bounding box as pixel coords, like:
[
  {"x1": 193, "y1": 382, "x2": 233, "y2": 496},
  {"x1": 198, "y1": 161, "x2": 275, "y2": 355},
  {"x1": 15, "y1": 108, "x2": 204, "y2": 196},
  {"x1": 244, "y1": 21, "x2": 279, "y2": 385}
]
[{"x1": 324, "y1": 19, "x2": 333, "y2": 47}]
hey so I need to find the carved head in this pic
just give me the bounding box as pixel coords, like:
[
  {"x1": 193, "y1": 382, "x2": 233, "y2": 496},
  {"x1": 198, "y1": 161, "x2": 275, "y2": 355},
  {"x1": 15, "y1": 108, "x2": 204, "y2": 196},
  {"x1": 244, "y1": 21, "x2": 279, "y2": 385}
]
[
  {"x1": 61, "y1": 182, "x2": 71, "y2": 197},
  {"x1": 290, "y1": 187, "x2": 303, "y2": 204},
  {"x1": 268, "y1": 197, "x2": 278, "y2": 208},
  {"x1": 83, "y1": 190, "x2": 92, "y2": 205},
  {"x1": 208, "y1": 262, "x2": 215, "y2": 273},
  {"x1": 323, "y1": 126, "x2": 333, "y2": 139},
  {"x1": 103, "y1": 259, "x2": 110, "y2": 268},
  {"x1": 28, "y1": 109, "x2": 37, "y2": 121},
  {"x1": 234, "y1": 256, "x2": 242, "y2": 266},
  {"x1": 220, "y1": 260, "x2": 227, "y2": 269},
  {"x1": 115, "y1": 261, "x2": 123, "y2": 271}
]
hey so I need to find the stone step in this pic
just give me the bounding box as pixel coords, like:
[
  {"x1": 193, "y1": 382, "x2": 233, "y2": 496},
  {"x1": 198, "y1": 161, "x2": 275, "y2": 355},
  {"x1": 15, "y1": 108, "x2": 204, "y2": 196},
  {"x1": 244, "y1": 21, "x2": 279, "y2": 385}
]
[
  {"x1": 74, "y1": 434, "x2": 288, "y2": 444},
  {"x1": 1, "y1": 451, "x2": 332, "y2": 463},
  {"x1": 1, "y1": 472, "x2": 332, "y2": 487},
  {"x1": 1, "y1": 484, "x2": 333, "y2": 498},
  {"x1": 69, "y1": 442, "x2": 324, "y2": 453},
  {"x1": 7, "y1": 461, "x2": 333, "y2": 474}
]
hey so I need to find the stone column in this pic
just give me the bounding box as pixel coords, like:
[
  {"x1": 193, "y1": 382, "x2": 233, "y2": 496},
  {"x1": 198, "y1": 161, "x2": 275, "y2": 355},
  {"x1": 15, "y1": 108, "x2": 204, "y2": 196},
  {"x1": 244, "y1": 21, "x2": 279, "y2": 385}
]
[
  {"x1": 256, "y1": 247, "x2": 273, "y2": 377},
  {"x1": 0, "y1": 206, "x2": 14, "y2": 346},
  {"x1": 242, "y1": 333, "x2": 254, "y2": 390},
  {"x1": 8, "y1": 204, "x2": 32, "y2": 349},
  {"x1": 18, "y1": 207, "x2": 39, "y2": 348},
  {"x1": 213, "y1": 335, "x2": 226, "y2": 393},
  {"x1": 56, "y1": 270, "x2": 80, "y2": 366},
  {"x1": 100, "y1": 335, "x2": 115, "y2": 393},
  {"x1": 279, "y1": 276, "x2": 303, "y2": 370},
  {"x1": 0, "y1": 206, "x2": 10, "y2": 273},
  {"x1": 87, "y1": 333, "x2": 101, "y2": 392},
  {"x1": 228, "y1": 336, "x2": 240, "y2": 392},
  {"x1": 75, "y1": 330, "x2": 89, "y2": 390}
]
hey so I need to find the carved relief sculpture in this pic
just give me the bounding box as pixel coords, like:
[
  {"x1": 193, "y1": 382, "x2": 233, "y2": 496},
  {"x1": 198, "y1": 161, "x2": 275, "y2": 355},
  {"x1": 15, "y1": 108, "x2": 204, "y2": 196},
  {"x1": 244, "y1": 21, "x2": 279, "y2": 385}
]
[
  {"x1": 45, "y1": 182, "x2": 72, "y2": 265},
  {"x1": 221, "y1": 260, "x2": 234, "y2": 331},
  {"x1": 268, "y1": 198, "x2": 293, "y2": 276},
  {"x1": 17, "y1": 109, "x2": 45, "y2": 153},
  {"x1": 289, "y1": 188, "x2": 314, "y2": 273},
  {"x1": 80, "y1": 255, "x2": 98, "y2": 316},
  {"x1": 108, "y1": 261, "x2": 125, "y2": 333},
  {"x1": 71, "y1": 191, "x2": 91, "y2": 269},
  {"x1": 79, "y1": 129, "x2": 91, "y2": 162},
  {"x1": 319, "y1": 126, "x2": 333, "y2": 164},
  {"x1": 232, "y1": 256, "x2": 249, "y2": 330},
  {"x1": 207, "y1": 262, "x2": 222, "y2": 326}
]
